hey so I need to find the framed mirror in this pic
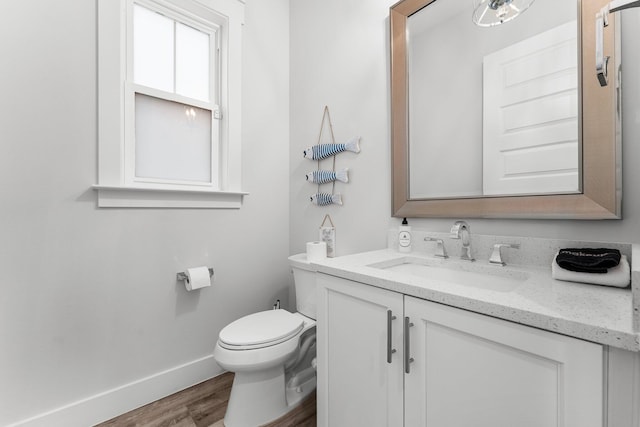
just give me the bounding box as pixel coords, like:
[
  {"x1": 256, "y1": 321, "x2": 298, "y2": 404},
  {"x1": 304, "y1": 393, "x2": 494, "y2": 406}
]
[{"x1": 390, "y1": 0, "x2": 622, "y2": 219}]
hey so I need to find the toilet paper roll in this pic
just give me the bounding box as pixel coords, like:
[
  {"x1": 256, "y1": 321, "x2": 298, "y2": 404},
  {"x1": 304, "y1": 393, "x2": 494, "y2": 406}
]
[
  {"x1": 185, "y1": 266, "x2": 211, "y2": 291},
  {"x1": 306, "y1": 241, "x2": 327, "y2": 262}
]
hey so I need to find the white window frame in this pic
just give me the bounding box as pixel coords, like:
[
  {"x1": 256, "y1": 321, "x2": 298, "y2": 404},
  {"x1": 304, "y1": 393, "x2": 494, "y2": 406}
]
[
  {"x1": 95, "y1": 0, "x2": 247, "y2": 208},
  {"x1": 126, "y1": 1, "x2": 221, "y2": 189}
]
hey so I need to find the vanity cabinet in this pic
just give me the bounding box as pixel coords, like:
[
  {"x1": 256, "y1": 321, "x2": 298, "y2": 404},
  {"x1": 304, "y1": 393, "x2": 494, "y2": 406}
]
[
  {"x1": 317, "y1": 273, "x2": 605, "y2": 427},
  {"x1": 316, "y1": 273, "x2": 404, "y2": 427},
  {"x1": 404, "y1": 296, "x2": 602, "y2": 427}
]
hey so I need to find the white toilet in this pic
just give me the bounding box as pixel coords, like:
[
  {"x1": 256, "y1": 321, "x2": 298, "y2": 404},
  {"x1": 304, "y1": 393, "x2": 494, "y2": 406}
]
[{"x1": 213, "y1": 254, "x2": 317, "y2": 427}]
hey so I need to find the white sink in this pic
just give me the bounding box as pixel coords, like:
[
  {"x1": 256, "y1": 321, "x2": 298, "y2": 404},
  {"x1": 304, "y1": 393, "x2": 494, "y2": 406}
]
[{"x1": 368, "y1": 256, "x2": 529, "y2": 292}]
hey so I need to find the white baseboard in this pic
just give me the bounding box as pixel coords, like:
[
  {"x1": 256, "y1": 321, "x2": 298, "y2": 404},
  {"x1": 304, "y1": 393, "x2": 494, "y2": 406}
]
[{"x1": 9, "y1": 354, "x2": 222, "y2": 427}]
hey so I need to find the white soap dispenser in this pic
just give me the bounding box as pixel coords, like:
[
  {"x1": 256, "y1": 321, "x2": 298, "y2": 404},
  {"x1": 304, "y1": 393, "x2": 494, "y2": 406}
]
[{"x1": 398, "y1": 218, "x2": 412, "y2": 253}]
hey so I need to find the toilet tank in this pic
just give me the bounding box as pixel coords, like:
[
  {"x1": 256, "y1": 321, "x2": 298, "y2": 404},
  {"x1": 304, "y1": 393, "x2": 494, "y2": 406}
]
[{"x1": 288, "y1": 253, "x2": 318, "y2": 319}]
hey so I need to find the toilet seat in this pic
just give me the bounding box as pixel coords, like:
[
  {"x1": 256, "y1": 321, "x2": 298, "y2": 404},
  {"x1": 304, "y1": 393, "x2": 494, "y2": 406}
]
[{"x1": 219, "y1": 310, "x2": 304, "y2": 350}]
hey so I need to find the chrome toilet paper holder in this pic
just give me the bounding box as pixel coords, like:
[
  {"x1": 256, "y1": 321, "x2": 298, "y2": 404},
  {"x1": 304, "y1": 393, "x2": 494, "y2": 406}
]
[{"x1": 177, "y1": 268, "x2": 214, "y2": 283}]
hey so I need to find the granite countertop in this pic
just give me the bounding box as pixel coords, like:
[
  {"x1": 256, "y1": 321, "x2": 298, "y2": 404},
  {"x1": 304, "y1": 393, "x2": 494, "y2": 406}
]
[{"x1": 311, "y1": 248, "x2": 640, "y2": 352}]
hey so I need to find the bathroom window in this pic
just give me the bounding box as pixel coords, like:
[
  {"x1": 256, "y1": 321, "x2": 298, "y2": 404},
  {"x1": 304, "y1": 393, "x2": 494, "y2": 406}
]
[{"x1": 96, "y1": 0, "x2": 246, "y2": 208}]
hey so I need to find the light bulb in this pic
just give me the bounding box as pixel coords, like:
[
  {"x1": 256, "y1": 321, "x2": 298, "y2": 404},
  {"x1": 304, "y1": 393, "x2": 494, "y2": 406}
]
[{"x1": 496, "y1": 4, "x2": 509, "y2": 22}]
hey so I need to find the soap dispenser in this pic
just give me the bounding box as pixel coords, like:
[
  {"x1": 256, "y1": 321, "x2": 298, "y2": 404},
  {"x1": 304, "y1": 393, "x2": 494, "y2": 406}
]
[{"x1": 398, "y1": 218, "x2": 412, "y2": 253}]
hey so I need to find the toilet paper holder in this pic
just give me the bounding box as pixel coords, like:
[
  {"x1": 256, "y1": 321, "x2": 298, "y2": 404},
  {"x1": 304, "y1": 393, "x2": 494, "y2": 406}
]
[{"x1": 177, "y1": 268, "x2": 214, "y2": 283}]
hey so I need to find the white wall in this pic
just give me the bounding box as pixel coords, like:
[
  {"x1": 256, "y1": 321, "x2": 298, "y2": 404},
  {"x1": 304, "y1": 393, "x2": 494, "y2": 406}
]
[
  {"x1": 290, "y1": 0, "x2": 392, "y2": 256},
  {"x1": 0, "y1": 0, "x2": 290, "y2": 425},
  {"x1": 290, "y1": 1, "x2": 640, "y2": 252}
]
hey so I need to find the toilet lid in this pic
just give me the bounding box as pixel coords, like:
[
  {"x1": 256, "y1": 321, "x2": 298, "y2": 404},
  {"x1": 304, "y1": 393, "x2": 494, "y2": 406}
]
[{"x1": 219, "y1": 310, "x2": 304, "y2": 349}]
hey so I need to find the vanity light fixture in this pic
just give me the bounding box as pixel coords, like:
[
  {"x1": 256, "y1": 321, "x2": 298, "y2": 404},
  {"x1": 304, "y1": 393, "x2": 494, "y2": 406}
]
[{"x1": 472, "y1": 0, "x2": 536, "y2": 27}]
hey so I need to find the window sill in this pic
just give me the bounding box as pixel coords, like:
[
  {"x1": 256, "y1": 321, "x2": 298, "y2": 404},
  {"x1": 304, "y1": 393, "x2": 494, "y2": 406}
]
[{"x1": 92, "y1": 185, "x2": 248, "y2": 208}]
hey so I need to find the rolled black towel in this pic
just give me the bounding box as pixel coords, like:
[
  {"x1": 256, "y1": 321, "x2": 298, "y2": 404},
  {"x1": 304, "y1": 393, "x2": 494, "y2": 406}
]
[{"x1": 555, "y1": 248, "x2": 621, "y2": 274}]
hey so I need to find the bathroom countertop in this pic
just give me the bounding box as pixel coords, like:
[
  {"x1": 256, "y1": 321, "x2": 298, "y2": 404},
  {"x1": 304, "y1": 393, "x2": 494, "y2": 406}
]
[{"x1": 312, "y1": 249, "x2": 640, "y2": 352}]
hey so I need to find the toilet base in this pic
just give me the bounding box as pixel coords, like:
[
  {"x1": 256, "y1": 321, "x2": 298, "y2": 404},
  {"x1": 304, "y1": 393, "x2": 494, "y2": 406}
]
[
  {"x1": 285, "y1": 370, "x2": 316, "y2": 410},
  {"x1": 223, "y1": 365, "x2": 316, "y2": 427}
]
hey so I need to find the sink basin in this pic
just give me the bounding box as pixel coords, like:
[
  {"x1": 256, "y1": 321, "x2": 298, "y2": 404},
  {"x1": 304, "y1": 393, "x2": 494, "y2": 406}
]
[{"x1": 368, "y1": 256, "x2": 529, "y2": 292}]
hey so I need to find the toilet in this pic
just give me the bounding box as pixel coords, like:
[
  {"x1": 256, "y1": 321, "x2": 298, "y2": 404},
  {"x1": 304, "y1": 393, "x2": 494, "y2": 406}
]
[{"x1": 213, "y1": 254, "x2": 317, "y2": 427}]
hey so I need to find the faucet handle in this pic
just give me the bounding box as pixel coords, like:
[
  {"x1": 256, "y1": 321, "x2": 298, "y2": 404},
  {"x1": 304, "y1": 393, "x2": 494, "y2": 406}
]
[
  {"x1": 489, "y1": 243, "x2": 521, "y2": 266},
  {"x1": 424, "y1": 237, "x2": 448, "y2": 259}
]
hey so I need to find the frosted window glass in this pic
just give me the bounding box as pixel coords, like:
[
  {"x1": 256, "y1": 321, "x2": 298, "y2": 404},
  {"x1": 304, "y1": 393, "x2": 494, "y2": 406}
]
[
  {"x1": 135, "y1": 94, "x2": 212, "y2": 183},
  {"x1": 176, "y1": 23, "x2": 210, "y2": 101},
  {"x1": 133, "y1": 5, "x2": 174, "y2": 92}
]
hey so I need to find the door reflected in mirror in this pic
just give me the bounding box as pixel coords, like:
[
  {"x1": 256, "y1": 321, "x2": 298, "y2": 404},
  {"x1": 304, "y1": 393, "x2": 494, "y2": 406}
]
[{"x1": 407, "y1": 0, "x2": 579, "y2": 200}]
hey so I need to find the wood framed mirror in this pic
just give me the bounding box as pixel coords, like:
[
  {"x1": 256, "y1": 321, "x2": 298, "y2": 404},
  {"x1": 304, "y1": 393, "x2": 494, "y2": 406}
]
[{"x1": 390, "y1": 0, "x2": 621, "y2": 219}]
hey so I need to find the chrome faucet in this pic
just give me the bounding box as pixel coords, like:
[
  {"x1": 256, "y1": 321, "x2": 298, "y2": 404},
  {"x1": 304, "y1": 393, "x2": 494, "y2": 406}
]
[
  {"x1": 489, "y1": 243, "x2": 521, "y2": 266},
  {"x1": 424, "y1": 237, "x2": 448, "y2": 258},
  {"x1": 450, "y1": 221, "x2": 475, "y2": 261}
]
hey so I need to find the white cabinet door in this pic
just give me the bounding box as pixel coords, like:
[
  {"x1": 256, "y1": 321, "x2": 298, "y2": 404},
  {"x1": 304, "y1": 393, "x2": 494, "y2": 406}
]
[
  {"x1": 317, "y1": 274, "x2": 404, "y2": 427},
  {"x1": 404, "y1": 296, "x2": 603, "y2": 427}
]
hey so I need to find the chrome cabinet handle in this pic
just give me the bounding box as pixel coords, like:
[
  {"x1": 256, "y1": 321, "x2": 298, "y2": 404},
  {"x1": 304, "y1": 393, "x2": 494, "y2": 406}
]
[
  {"x1": 387, "y1": 310, "x2": 397, "y2": 364},
  {"x1": 404, "y1": 316, "x2": 414, "y2": 374}
]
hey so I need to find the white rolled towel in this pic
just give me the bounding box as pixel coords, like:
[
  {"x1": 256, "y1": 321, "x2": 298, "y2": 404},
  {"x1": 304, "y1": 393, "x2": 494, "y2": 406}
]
[{"x1": 552, "y1": 254, "x2": 631, "y2": 288}]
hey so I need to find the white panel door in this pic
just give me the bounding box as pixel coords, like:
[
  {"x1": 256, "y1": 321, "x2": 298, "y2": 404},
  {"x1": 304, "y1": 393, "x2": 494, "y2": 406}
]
[
  {"x1": 316, "y1": 274, "x2": 404, "y2": 427},
  {"x1": 404, "y1": 296, "x2": 603, "y2": 427},
  {"x1": 483, "y1": 21, "x2": 579, "y2": 196}
]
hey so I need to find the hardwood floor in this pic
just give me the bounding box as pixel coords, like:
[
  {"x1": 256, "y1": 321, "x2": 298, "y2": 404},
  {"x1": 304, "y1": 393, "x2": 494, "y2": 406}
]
[{"x1": 96, "y1": 372, "x2": 317, "y2": 427}]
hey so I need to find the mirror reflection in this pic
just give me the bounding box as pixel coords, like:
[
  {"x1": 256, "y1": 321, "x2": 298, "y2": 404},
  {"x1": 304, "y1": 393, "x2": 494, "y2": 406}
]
[{"x1": 407, "y1": 0, "x2": 579, "y2": 200}]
